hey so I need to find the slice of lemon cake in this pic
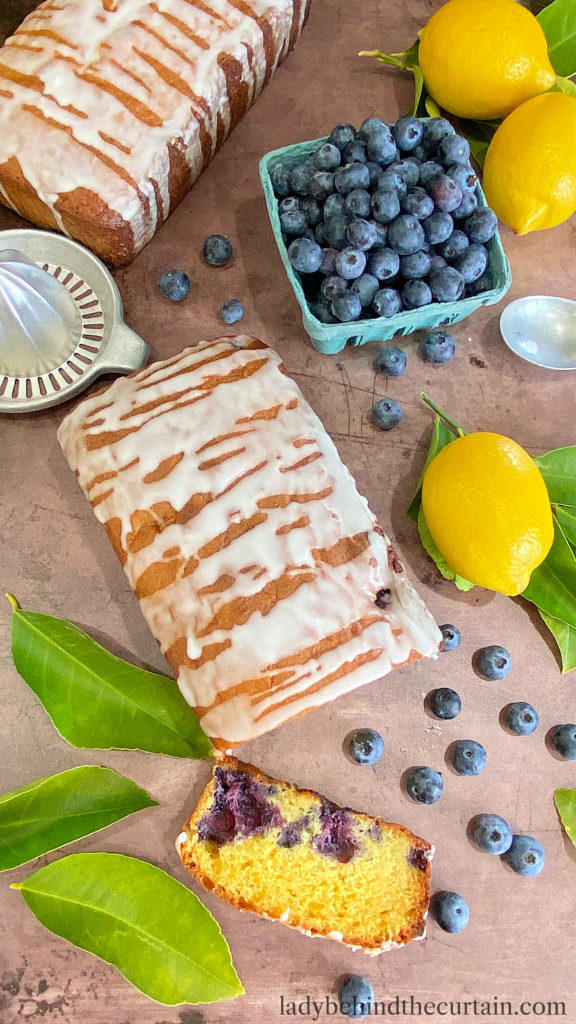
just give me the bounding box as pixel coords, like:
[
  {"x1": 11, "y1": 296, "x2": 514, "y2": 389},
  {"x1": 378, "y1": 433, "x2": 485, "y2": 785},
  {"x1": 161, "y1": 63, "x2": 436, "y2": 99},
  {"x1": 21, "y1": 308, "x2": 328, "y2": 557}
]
[{"x1": 177, "y1": 757, "x2": 433, "y2": 954}]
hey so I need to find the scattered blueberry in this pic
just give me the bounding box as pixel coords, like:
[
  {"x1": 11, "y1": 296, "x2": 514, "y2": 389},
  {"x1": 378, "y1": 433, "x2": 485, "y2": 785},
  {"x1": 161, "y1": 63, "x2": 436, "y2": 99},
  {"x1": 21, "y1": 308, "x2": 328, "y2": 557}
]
[
  {"x1": 287, "y1": 237, "x2": 323, "y2": 274},
  {"x1": 402, "y1": 279, "x2": 432, "y2": 309},
  {"x1": 406, "y1": 766, "x2": 443, "y2": 804},
  {"x1": 218, "y1": 298, "x2": 243, "y2": 324},
  {"x1": 550, "y1": 723, "x2": 576, "y2": 759},
  {"x1": 329, "y1": 123, "x2": 356, "y2": 151},
  {"x1": 504, "y1": 702, "x2": 538, "y2": 736},
  {"x1": 430, "y1": 687, "x2": 462, "y2": 720},
  {"x1": 393, "y1": 115, "x2": 423, "y2": 152},
  {"x1": 429, "y1": 266, "x2": 465, "y2": 302},
  {"x1": 503, "y1": 835, "x2": 545, "y2": 876},
  {"x1": 440, "y1": 624, "x2": 461, "y2": 651},
  {"x1": 314, "y1": 142, "x2": 341, "y2": 171},
  {"x1": 438, "y1": 135, "x2": 471, "y2": 165},
  {"x1": 346, "y1": 727, "x2": 385, "y2": 765},
  {"x1": 452, "y1": 739, "x2": 487, "y2": 776},
  {"x1": 373, "y1": 287, "x2": 402, "y2": 317},
  {"x1": 419, "y1": 330, "x2": 456, "y2": 364},
  {"x1": 432, "y1": 891, "x2": 469, "y2": 933},
  {"x1": 332, "y1": 290, "x2": 362, "y2": 322},
  {"x1": 339, "y1": 976, "x2": 375, "y2": 1019},
  {"x1": 465, "y1": 207, "x2": 499, "y2": 243},
  {"x1": 388, "y1": 214, "x2": 425, "y2": 255},
  {"x1": 372, "y1": 397, "x2": 402, "y2": 430},
  {"x1": 473, "y1": 645, "x2": 512, "y2": 680},
  {"x1": 472, "y1": 813, "x2": 513, "y2": 854},
  {"x1": 351, "y1": 273, "x2": 379, "y2": 307},
  {"x1": 374, "y1": 345, "x2": 407, "y2": 377},
  {"x1": 430, "y1": 175, "x2": 463, "y2": 213},
  {"x1": 202, "y1": 234, "x2": 233, "y2": 267},
  {"x1": 157, "y1": 269, "x2": 191, "y2": 302}
]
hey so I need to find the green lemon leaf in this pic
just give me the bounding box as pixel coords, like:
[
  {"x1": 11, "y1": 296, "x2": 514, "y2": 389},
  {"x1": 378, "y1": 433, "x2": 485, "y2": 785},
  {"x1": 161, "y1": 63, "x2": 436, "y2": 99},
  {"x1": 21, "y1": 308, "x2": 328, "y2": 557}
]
[
  {"x1": 522, "y1": 518, "x2": 576, "y2": 630},
  {"x1": 424, "y1": 95, "x2": 442, "y2": 118},
  {"x1": 455, "y1": 119, "x2": 501, "y2": 168},
  {"x1": 12, "y1": 853, "x2": 244, "y2": 1005},
  {"x1": 7, "y1": 597, "x2": 213, "y2": 760},
  {"x1": 553, "y1": 74, "x2": 576, "y2": 94},
  {"x1": 407, "y1": 415, "x2": 459, "y2": 522},
  {"x1": 410, "y1": 64, "x2": 425, "y2": 116},
  {"x1": 539, "y1": 610, "x2": 576, "y2": 672},
  {"x1": 553, "y1": 505, "x2": 576, "y2": 549},
  {"x1": 554, "y1": 789, "x2": 576, "y2": 848},
  {"x1": 538, "y1": 0, "x2": 576, "y2": 77},
  {"x1": 417, "y1": 508, "x2": 475, "y2": 591},
  {"x1": 0, "y1": 766, "x2": 156, "y2": 873},
  {"x1": 534, "y1": 446, "x2": 576, "y2": 504}
]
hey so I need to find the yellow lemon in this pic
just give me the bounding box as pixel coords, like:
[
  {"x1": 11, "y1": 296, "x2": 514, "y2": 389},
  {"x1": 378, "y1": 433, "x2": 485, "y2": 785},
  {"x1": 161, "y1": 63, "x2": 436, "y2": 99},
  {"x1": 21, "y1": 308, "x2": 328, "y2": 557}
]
[
  {"x1": 418, "y1": 0, "x2": 556, "y2": 120},
  {"x1": 421, "y1": 432, "x2": 554, "y2": 596},
  {"x1": 483, "y1": 92, "x2": 576, "y2": 233}
]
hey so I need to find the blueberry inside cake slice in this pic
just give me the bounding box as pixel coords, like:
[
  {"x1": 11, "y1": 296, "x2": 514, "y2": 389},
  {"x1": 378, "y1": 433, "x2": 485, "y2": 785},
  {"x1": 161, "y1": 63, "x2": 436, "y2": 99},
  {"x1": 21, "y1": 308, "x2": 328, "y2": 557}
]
[{"x1": 177, "y1": 757, "x2": 433, "y2": 954}]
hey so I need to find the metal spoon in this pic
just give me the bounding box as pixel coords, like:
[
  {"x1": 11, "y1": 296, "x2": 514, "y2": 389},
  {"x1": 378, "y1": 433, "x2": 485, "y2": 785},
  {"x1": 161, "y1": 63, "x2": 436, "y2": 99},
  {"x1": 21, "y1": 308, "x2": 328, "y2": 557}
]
[{"x1": 500, "y1": 295, "x2": 576, "y2": 370}]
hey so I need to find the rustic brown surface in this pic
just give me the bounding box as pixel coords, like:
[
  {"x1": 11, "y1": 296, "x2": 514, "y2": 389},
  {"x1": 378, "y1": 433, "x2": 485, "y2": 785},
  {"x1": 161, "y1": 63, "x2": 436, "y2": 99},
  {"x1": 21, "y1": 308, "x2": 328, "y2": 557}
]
[{"x1": 1, "y1": 1, "x2": 575, "y2": 1022}]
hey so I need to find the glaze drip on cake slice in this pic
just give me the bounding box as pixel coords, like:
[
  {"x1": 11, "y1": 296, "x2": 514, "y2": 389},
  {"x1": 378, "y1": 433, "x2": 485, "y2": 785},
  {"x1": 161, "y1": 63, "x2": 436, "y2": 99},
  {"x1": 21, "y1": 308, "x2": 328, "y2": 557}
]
[{"x1": 177, "y1": 757, "x2": 433, "y2": 954}]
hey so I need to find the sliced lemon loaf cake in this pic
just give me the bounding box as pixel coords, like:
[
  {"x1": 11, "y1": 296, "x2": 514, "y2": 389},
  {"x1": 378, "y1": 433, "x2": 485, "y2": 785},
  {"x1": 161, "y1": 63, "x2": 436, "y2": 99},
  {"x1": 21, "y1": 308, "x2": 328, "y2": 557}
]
[{"x1": 177, "y1": 757, "x2": 433, "y2": 954}]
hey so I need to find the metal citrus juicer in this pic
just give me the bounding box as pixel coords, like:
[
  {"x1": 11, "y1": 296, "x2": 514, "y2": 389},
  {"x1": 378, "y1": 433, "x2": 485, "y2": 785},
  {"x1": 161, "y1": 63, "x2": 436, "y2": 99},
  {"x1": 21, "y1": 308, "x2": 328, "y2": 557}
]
[{"x1": 0, "y1": 229, "x2": 150, "y2": 413}]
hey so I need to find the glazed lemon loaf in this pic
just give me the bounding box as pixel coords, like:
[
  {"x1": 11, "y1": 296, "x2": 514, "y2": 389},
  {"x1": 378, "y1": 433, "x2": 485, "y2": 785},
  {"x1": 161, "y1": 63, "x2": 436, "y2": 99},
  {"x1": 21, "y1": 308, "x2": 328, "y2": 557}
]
[
  {"x1": 177, "y1": 757, "x2": 433, "y2": 953},
  {"x1": 57, "y1": 336, "x2": 442, "y2": 748},
  {"x1": 0, "y1": 0, "x2": 310, "y2": 264}
]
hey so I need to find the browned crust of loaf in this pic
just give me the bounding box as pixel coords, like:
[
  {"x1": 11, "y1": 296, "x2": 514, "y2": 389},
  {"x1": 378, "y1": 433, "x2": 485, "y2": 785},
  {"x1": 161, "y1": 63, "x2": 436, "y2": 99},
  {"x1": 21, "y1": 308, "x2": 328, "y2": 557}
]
[{"x1": 178, "y1": 755, "x2": 432, "y2": 951}]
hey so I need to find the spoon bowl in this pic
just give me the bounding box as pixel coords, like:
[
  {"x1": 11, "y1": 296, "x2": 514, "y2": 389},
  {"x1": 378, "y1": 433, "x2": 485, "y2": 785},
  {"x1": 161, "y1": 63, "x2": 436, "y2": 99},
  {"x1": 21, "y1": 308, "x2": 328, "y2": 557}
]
[{"x1": 500, "y1": 295, "x2": 576, "y2": 370}]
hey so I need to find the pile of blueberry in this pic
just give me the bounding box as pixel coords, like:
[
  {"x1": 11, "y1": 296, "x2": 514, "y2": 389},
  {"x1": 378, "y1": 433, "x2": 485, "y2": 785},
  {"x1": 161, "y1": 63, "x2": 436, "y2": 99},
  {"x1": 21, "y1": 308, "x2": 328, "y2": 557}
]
[{"x1": 269, "y1": 116, "x2": 498, "y2": 324}]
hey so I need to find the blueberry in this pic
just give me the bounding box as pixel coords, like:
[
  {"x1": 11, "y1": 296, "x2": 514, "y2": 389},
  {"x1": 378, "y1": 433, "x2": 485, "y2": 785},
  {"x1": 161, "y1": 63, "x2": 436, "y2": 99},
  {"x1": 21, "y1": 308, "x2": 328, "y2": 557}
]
[
  {"x1": 394, "y1": 158, "x2": 420, "y2": 186},
  {"x1": 278, "y1": 196, "x2": 300, "y2": 215},
  {"x1": 300, "y1": 196, "x2": 323, "y2": 227},
  {"x1": 346, "y1": 727, "x2": 384, "y2": 765},
  {"x1": 219, "y1": 298, "x2": 243, "y2": 324},
  {"x1": 319, "y1": 247, "x2": 339, "y2": 275},
  {"x1": 465, "y1": 207, "x2": 499, "y2": 243},
  {"x1": 431, "y1": 175, "x2": 463, "y2": 213},
  {"x1": 335, "y1": 247, "x2": 367, "y2": 280},
  {"x1": 504, "y1": 702, "x2": 538, "y2": 736},
  {"x1": 473, "y1": 645, "x2": 512, "y2": 680},
  {"x1": 412, "y1": 143, "x2": 426, "y2": 162},
  {"x1": 270, "y1": 161, "x2": 292, "y2": 196},
  {"x1": 366, "y1": 161, "x2": 385, "y2": 190},
  {"x1": 371, "y1": 189, "x2": 401, "y2": 224},
  {"x1": 358, "y1": 116, "x2": 389, "y2": 140},
  {"x1": 447, "y1": 162, "x2": 478, "y2": 192},
  {"x1": 400, "y1": 250, "x2": 431, "y2": 279},
  {"x1": 422, "y1": 118, "x2": 456, "y2": 153},
  {"x1": 329, "y1": 123, "x2": 357, "y2": 152},
  {"x1": 345, "y1": 189, "x2": 372, "y2": 219},
  {"x1": 402, "y1": 279, "x2": 432, "y2": 309},
  {"x1": 466, "y1": 270, "x2": 493, "y2": 296},
  {"x1": 351, "y1": 273, "x2": 380, "y2": 307},
  {"x1": 202, "y1": 233, "x2": 233, "y2": 267},
  {"x1": 287, "y1": 237, "x2": 323, "y2": 274},
  {"x1": 406, "y1": 766, "x2": 443, "y2": 804},
  {"x1": 419, "y1": 160, "x2": 444, "y2": 191},
  {"x1": 308, "y1": 171, "x2": 335, "y2": 200},
  {"x1": 157, "y1": 269, "x2": 190, "y2": 302},
  {"x1": 429, "y1": 266, "x2": 465, "y2": 302},
  {"x1": 419, "y1": 330, "x2": 456, "y2": 364},
  {"x1": 429, "y1": 253, "x2": 447, "y2": 271},
  {"x1": 334, "y1": 162, "x2": 370, "y2": 194},
  {"x1": 432, "y1": 891, "x2": 469, "y2": 933},
  {"x1": 504, "y1": 835, "x2": 545, "y2": 876},
  {"x1": 367, "y1": 246, "x2": 400, "y2": 281},
  {"x1": 438, "y1": 135, "x2": 471, "y2": 166},
  {"x1": 472, "y1": 813, "x2": 513, "y2": 854},
  {"x1": 324, "y1": 215, "x2": 349, "y2": 249},
  {"x1": 423, "y1": 212, "x2": 454, "y2": 245},
  {"x1": 430, "y1": 687, "x2": 461, "y2": 720},
  {"x1": 339, "y1": 976, "x2": 375, "y2": 1019},
  {"x1": 440, "y1": 624, "x2": 461, "y2": 650},
  {"x1": 342, "y1": 139, "x2": 368, "y2": 164},
  {"x1": 290, "y1": 161, "x2": 316, "y2": 196},
  {"x1": 280, "y1": 209, "x2": 308, "y2": 235},
  {"x1": 453, "y1": 190, "x2": 478, "y2": 219},
  {"x1": 366, "y1": 129, "x2": 397, "y2": 165},
  {"x1": 374, "y1": 345, "x2": 407, "y2": 377},
  {"x1": 315, "y1": 222, "x2": 328, "y2": 246},
  {"x1": 438, "y1": 229, "x2": 469, "y2": 261},
  {"x1": 313, "y1": 142, "x2": 341, "y2": 171},
  {"x1": 452, "y1": 739, "x2": 487, "y2": 776},
  {"x1": 373, "y1": 287, "x2": 402, "y2": 317},
  {"x1": 453, "y1": 243, "x2": 488, "y2": 283},
  {"x1": 309, "y1": 296, "x2": 337, "y2": 324},
  {"x1": 367, "y1": 219, "x2": 388, "y2": 245},
  {"x1": 401, "y1": 188, "x2": 434, "y2": 220},
  {"x1": 332, "y1": 290, "x2": 362, "y2": 322},
  {"x1": 550, "y1": 723, "x2": 576, "y2": 759},
  {"x1": 372, "y1": 397, "x2": 402, "y2": 430},
  {"x1": 321, "y1": 275, "x2": 349, "y2": 301},
  {"x1": 379, "y1": 168, "x2": 408, "y2": 195},
  {"x1": 392, "y1": 115, "x2": 423, "y2": 152},
  {"x1": 388, "y1": 215, "x2": 425, "y2": 255}
]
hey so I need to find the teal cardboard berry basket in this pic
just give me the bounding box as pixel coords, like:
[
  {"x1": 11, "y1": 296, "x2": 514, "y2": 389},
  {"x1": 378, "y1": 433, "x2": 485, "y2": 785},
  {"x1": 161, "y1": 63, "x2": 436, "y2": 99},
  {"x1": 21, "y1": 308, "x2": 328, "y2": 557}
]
[{"x1": 259, "y1": 134, "x2": 512, "y2": 354}]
